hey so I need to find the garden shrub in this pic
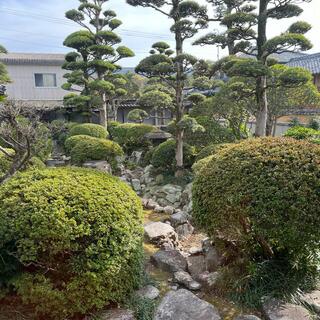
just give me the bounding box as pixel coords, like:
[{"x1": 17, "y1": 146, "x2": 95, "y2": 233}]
[
  {"x1": 69, "y1": 136, "x2": 124, "y2": 168},
  {"x1": 0, "y1": 168, "x2": 144, "y2": 319},
  {"x1": 192, "y1": 155, "x2": 214, "y2": 175},
  {"x1": 284, "y1": 126, "x2": 320, "y2": 140},
  {"x1": 193, "y1": 137, "x2": 320, "y2": 271},
  {"x1": 0, "y1": 149, "x2": 13, "y2": 175},
  {"x1": 49, "y1": 120, "x2": 77, "y2": 146},
  {"x1": 64, "y1": 135, "x2": 95, "y2": 154},
  {"x1": 195, "y1": 143, "x2": 231, "y2": 162},
  {"x1": 111, "y1": 123, "x2": 155, "y2": 153},
  {"x1": 151, "y1": 139, "x2": 196, "y2": 171},
  {"x1": 69, "y1": 123, "x2": 108, "y2": 139}
]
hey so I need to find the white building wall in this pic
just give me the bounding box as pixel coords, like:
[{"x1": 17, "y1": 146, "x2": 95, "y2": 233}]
[{"x1": 5, "y1": 64, "x2": 66, "y2": 102}]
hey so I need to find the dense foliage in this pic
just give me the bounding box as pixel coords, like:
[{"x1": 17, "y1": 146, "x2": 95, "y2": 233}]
[
  {"x1": 284, "y1": 126, "x2": 320, "y2": 141},
  {"x1": 0, "y1": 149, "x2": 13, "y2": 174},
  {"x1": 0, "y1": 168, "x2": 144, "y2": 319},
  {"x1": 195, "y1": 143, "x2": 231, "y2": 162},
  {"x1": 193, "y1": 138, "x2": 320, "y2": 270},
  {"x1": 69, "y1": 123, "x2": 108, "y2": 139},
  {"x1": 68, "y1": 136, "x2": 123, "y2": 168},
  {"x1": 49, "y1": 120, "x2": 77, "y2": 147},
  {"x1": 151, "y1": 139, "x2": 196, "y2": 172},
  {"x1": 110, "y1": 123, "x2": 155, "y2": 153}
]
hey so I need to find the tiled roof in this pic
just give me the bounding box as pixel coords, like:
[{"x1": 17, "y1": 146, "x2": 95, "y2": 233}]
[
  {"x1": 0, "y1": 53, "x2": 65, "y2": 66},
  {"x1": 286, "y1": 53, "x2": 320, "y2": 75},
  {"x1": 238, "y1": 51, "x2": 307, "y2": 63}
]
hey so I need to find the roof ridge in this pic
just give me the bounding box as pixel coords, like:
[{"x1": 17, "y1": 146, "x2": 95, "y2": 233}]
[{"x1": 289, "y1": 52, "x2": 320, "y2": 62}]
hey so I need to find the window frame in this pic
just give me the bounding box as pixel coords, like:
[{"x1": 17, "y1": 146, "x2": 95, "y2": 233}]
[{"x1": 34, "y1": 73, "x2": 58, "y2": 88}]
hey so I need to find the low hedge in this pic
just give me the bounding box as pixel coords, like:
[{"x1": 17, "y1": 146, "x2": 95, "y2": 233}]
[
  {"x1": 69, "y1": 123, "x2": 108, "y2": 139},
  {"x1": 0, "y1": 168, "x2": 144, "y2": 319},
  {"x1": 69, "y1": 136, "x2": 124, "y2": 168},
  {"x1": 193, "y1": 138, "x2": 320, "y2": 268},
  {"x1": 111, "y1": 123, "x2": 155, "y2": 153},
  {"x1": 151, "y1": 139, "x2": 196, "y2": 171},
  {"x1": 284, "y1": 126, "x2": 320, "y2": 140}
]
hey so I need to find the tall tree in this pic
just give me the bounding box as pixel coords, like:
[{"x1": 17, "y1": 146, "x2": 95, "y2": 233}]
[
  {"x1": 63, "y1": 0, "x2": 134, "y2": 127},
  {"x1": 194, "y1": 0, "x2": 257, "y2": 55},
  {"x1": 126, "y1": 0, "x2": 207, "y2": 173}
]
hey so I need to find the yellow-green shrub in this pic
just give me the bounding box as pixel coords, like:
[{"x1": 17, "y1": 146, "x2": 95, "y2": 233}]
[
  {"x1": 64, "y1": 135, "x2": 95, "y2": 154},
  {"x1": 0, "y1": 168, "x2": 143, "y2": 319},
  {"x1": 69, "y1": 123, "x2": 108, "y2": 139},
  {"x1": 69, "y1": 136, "x2": 124, "y2": 168},
  {"x1": 193, "y1": 138, "x2": 320, "y2": 266},
  {"x1": 0, "y1": 149, "x2": 13, "y2": 175}
]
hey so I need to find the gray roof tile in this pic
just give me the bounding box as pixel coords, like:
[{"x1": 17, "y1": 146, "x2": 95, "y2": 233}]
[
  {"x1": 286, "y1": 53, "x2": 320, "y2": 75},
  {"x1": 0, "y1": 52, "x2": 65, "y2": 65}
]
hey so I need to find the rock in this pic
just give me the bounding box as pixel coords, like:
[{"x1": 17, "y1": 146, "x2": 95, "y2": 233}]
[
  {"x1": 154, "y1": 205, "x2": 164, "y2": 213},
  {"x1": 129, "y1": 151, "x2": 143, "y2": 165},
  {"x1": 131, "y1": 179, "x2": 142, "y2": 192},
  {"x1": 46, "y1": 159, "x2": 67, "y2": 167},
  {"x1": 170, "y1": 212, "x2": 188, "y2": 227},
  {"x1": 187, "y1": 255, "x2": 206, "y2": 278},
  {"x1": 96, "y1": 308, "x2": 135, "y2": 320},
  {"x1": 164, "y1": 206, "x2": 175, "y2": 215},
  {"x1": 300, "y1": 290, "x2": 320, "y2": 314},
  {"x1": 204, "y1": 246, "x2": 222, "y2": 272},
  {"x1": 234, "y1": 316, "x2": 262, "y2": 320},
  {"x1": 151, "y1": 250, "x2": 187, "y2": 273},
  {"x1": 145, "y1": 199, "x2": 158, "y2": 210},
  {"x1": 262, "y1": 298, "x2": 312, "y2": 320},
  {"x1": 174, "y1": 271, "x2": 201, "y2": 291},
  {"x1": 197, "y1": 272, "x2": 221, "y2": 289},
  {"x1": 189, "y1": 247, "x2": 203, "y2": 255},
  {"x1": 136, "y1": 285, "x2": 160, "y2": 300},
  {"x1": 82, "y1": 160, "x2": 113, "y2": 174},
  {"x1": 144, "y1": 222, "x2": 178, "y2": 248},
  {"x1": 176, "y1": 223, "x2": 194, "y2": 239},
  {"x1": 154, "y1": 289, "x2": 221, "y2": 320}
]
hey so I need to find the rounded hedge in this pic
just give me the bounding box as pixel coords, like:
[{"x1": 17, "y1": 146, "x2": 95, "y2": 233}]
[
  {"x1": 151, "y1": 139, "x2": 196, "y2": 171},
  {"x1": 284, "y1": 126, "x2": 320, "y2": 140},
  {"x1": 69, "y1": 136, "x2": 124, "y2": 167},
  {"x1": 69, "y1": 123, "x2": 108, "y2": 139},
  {"x1": 111, "y1": 123, "x2": 155, "y2": 153},
  {"x1": 195, "y1": 143, "x2": 230, "y2": 162},
  {"x1": 0, "y1": 168, "x2": 144, "y2": 319},
  {"x1": 64, "y1": 134, "x2": 95, "y2": 154},
  {"x1": 193, "y1": 138, "x2": 320, "y2": 264}
]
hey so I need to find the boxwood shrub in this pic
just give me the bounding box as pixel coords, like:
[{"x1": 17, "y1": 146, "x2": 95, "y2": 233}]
[
  {"x1": 69, "y1": 123, "x2": 108, "y2": 139},
  {"x1": 0, "y1": 168, "x2": 144, "y2": 319},
  {"x1": 151, "y1": 139, "x2": 196, "y2": 171},
  {"x1": 64, "y1": 135, "x2": 95, "y2": 154},
  {"x1": 111, "y1": 123, "x2": 155, "y2": 153},
  {"x1": 68, "y1": 136, "x2": 124, "y2": 168},
  {"x1": 195, "y1": 143, "x2": 231, "y2": 162},
  {"x1": 193, "y1": 138, "x2": 320, "y2": 268},
  {"x1": 284, "y1": 126, "x2": 320, "y2": 140}
]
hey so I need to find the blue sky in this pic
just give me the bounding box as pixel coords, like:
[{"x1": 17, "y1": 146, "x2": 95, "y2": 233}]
[{"x1": 0, "y1": 0, "x2": 320, "y2": 67}]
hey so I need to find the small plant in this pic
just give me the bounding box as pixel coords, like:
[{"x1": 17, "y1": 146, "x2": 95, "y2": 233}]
[{"x1": 69, "y1": 123, "x2": 108, "y2": 139}]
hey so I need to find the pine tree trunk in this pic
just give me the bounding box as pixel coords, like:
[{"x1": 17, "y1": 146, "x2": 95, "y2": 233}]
[{"x1": 99, "y1": 93, "x2": 108, "y2": 128}]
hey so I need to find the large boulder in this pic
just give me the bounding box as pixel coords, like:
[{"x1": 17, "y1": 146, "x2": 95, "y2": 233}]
[
  {"x1": 300, "y1": 290, "x2": 320, "y2": 314},
  {"x1": 173, "y1": 271, "x2": 201, "y2": 291},
  {"x1": 154, "y1": 289, "x2": 221, "y2": 320},
  {"x1": 151, "y1": 250, "x2": 187, "y2": 273},
  {"x1": 262, "y1": 298, "x2": 312, "y2": 320},
  {"x1": 187, "y1": 255, "x2": 206, "y2": 278},
  {"x1": 144, "y1": 222, "x2": 178, "y2": 248}
]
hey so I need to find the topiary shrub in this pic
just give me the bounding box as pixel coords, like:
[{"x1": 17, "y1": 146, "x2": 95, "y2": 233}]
[
  {"x1": 193, "y1": 138, "x2": 320, "y2": 269},
  {"x1": 284, "y1": 126, "x2": 320, "y2": 140},
  {"x1": 111, "y1": 123, "x2": 155, "y2": 153},
  {"x1": 69, "y1": 136, "x2": 124, "y2": 168},
  {"x1": 64, "y1": 135, "x2": 96, "y2": 154},
  {"x1": 0, "y1": 168, "x2": 144, "y2": 319},
  {"x1": 151, "y1": 139, "x2": 196, "y2": 172},
  {"x1": 69, "y1": 123, "x2": 108, "y2": 139}
]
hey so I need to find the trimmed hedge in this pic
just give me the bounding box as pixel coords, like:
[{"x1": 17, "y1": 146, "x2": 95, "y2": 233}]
[
  {"x1": 284, "y1": 126, "x2": 320, "y2": 140},
  {"x1": 151, "y1": 139, "x2": 196, "y2": 171},
  {"x1": 69, "y1": 123, "x2": 108, "y2": 139},
  {"x1": 0, "y1": 168, "x2": 144, "y2": 319},
  {"x1": 64, "y1": 135, "x2": 95, "y2": 154},
  {"x1": 69, "y1": 136, "x2": 124, "y2": 168},
  {"x1": 193, "y1": 138, "x2": 320, "y2": 266},
  {"x1": 195, "y1": 143, "x2": 231, "y2": 162},
  {"x1": 110, "y1": 123, "x2": 155, "y2": 153}
]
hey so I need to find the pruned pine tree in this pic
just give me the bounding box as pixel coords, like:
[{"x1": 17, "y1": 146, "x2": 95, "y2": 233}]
[
  {"x1": 63, "y1": 0, "x2": 134, "y2": 127},
  {"x1": 196, "y1": 0, "x2": 312, "y2": 136},
  {"x1": 194, "y1": 0, "x2": 257, "y2": 55},
  {"x1": 127, "y1": 0, "x2": 208, "y2": 174},
  {"x1": 0, "y1": 45, "x2": 10, "y2": 100}
]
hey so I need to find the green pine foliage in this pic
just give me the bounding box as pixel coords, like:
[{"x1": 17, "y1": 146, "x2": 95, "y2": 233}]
[
  {"x1": 193, "y1": 138, "x2": 320, "y2": 271},
  {"x1": 69, "y1": 123, "x2": 108, "y2": 139},
  {"x1": 0, "y1": 168, "x2": 144, "y2": 319}
]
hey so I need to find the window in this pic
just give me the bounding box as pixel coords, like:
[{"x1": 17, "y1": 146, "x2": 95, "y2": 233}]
[{"x1": 35, "y1": 73, "x2": 57, "y2": 88}]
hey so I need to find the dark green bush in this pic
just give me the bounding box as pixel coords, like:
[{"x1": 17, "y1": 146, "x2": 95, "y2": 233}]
[
  {"x1": 69, "y1": 123, "x2": 108, "y2": 139},
  {"x1": 111, "y1": 123, "x2": 155, "y2": 153},
  {"x1": 0, "y1": 168, "x2": 144, "y2": 319},
  {"x1": 284, "y1": 126, "x2": 320, "y2": 140},
  {"x1": 69, "y1": 136, "x2": 124, "y2": 168},
  {"x1": 193, "y1": 137, "x2": 320, "y2": 268},
  {"x1": 49, "y1": 120, "x2": 77, "y2": 146},
  {"x1": 195, "y1": 143, "x2": 231, "y2": 162},
  {"x1": 151, "y1": 139, "x2": 196, "y2": 171}
]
